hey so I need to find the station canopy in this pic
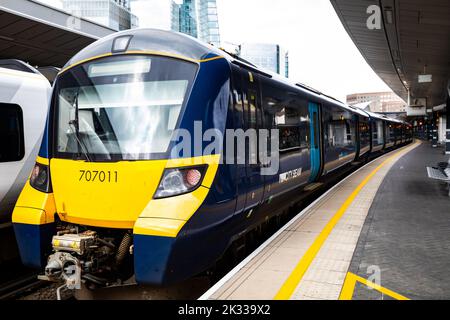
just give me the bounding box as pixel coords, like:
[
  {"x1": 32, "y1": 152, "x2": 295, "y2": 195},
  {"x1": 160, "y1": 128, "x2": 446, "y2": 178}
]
[
  {"x1": 0, "y1": 0, "x2": 115, "y2": 68},
  {"x1": 331, "y1": 0, "x2": 450, "y2": 110}
]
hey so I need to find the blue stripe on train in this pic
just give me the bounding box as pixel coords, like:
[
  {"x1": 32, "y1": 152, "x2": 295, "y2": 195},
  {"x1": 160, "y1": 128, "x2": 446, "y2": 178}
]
[
  {"x1": 13, "y1": 223, "x2": 55, "y2": 269},
  {"x1": 38, "y1": 113, "x2": 51, "y2": 158},
  {"x1": 133, "y1": 234, "x2": 175, "y2": 285}
]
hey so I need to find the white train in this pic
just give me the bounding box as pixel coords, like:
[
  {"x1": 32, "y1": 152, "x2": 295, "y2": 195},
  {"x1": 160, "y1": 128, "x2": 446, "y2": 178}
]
[{"x1": 0, "y1": 60, "x2": 51, "y2": 226}]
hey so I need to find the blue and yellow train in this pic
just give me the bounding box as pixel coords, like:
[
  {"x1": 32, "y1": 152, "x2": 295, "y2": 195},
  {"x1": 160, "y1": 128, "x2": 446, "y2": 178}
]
[{"x1": 12, "y1": 29, "x2": 412, "y2": 289}]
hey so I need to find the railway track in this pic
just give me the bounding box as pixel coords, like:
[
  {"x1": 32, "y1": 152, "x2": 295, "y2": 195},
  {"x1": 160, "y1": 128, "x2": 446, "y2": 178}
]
[{"x1": 0, "y1": 273, "x2": 47, "y2": 300}]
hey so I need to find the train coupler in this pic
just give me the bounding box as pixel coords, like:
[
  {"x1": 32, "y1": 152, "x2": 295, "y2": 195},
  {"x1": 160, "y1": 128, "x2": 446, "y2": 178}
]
[{"x1": 38, "y1": 251, "x2": 82, "y2": 300}]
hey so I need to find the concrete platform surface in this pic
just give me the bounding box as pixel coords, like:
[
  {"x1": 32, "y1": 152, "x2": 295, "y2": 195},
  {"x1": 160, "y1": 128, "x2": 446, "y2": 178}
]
[
  {"x1": 199, "y1": 141, "x2": 443, "y2": 300},
  {"x1": 348, "y1": 142, "x2": 450, "y2": 300}
]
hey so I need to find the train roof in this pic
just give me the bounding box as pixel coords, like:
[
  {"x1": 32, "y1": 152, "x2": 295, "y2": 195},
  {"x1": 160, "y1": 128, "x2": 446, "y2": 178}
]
[
  {"x1": 0, "y1": 59, "x2": 40, "y2": 74},
  {"x1": 61, "y1": 28, "x2": 405, "y2": 125},
  {"x1": 348, "y1": 105, "x2": 370, "y2": 117},
  {"x1": 0, "y1": 59, "x2": 57, "y2": 84},
  {"x1": 62, "y1": 28, "x2": 225, "y2": 71},
  {"x1": 363, "y1": 110, "x2": 386, "y2": 120},
  {"x1": 0, "y1": 61, "x2": 50, "y2": 84}
]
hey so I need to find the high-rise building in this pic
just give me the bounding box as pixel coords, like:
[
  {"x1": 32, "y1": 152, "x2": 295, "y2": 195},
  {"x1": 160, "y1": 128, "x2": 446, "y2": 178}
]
[
  {"x1": 284, "y1": 51, "x2": 289, "y2": 78},
  {"x1": 171, "y1": 2, "x2": 181, "y2": 32},
  {"x1": 197, "y1": 0, "x2": 220, "y2": 47},
  {"x1": 130, "y1": 0, "x2": 220, "y2": 47},
  {"x1": 178, "y1": 0, "x2": 220, "y2": 46},
  {"x1": 179, "y1": 0, "x2": 198, "y2": 38},
  {"x1": 346, "y1": 92, "x2": 406, "y2": 113},
  {"x1": 62, "y1": 0, "x2": 139, "y2": 31},
  {"x1": 238, "y1": 43, "x2": 289, "y2": 77}
]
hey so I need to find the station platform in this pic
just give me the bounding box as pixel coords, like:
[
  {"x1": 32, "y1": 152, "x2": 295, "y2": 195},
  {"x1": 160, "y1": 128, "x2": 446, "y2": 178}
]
[{"x1": 200, "y1": 141, "x2": 450, "y2": 300}]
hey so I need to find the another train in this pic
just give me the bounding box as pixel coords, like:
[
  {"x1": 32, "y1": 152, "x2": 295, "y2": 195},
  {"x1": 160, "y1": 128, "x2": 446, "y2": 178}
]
[
  {"x1": 11, "y1": 29, "x2": 412, "y2": 290},
  {"x1": 0, "y1": 60, "x2": 51, "y2": 262}
]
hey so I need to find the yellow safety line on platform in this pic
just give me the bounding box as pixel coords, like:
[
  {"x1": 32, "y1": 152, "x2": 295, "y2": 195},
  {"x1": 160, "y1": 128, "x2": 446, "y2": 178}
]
[
  {"x1": 274, "y1": 142, "x2": 420, "y2": 300},
  {"x1": 339, "y1": 272, "x2": 410, "y2": 300}
]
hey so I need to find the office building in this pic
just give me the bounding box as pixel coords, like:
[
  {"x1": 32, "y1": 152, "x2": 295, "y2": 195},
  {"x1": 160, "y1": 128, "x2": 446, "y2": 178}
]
[
  {"x1": 130, "y1": 0, "x2": 220, "y2": 46},
  {"x1": 197, "y1": 0, "x2": 220, "y2": 46},
  {"x1": 62, "y1": 0, "x2": 139, "y2": 31},
  {"x1": 179, "y1": 0, "x2": 198, "y2": 38},
  {"x1": 347, "y1": 92, "x2": 406, "y2": 113},
  {"x1": 238, "y1": 43, "x2": 289, "y2": 77}
]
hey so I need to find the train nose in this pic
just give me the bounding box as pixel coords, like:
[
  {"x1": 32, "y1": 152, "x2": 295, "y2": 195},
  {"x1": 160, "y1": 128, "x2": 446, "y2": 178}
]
[{"x1": 49, "y1": 159, "x2": 167, "y2": 228}]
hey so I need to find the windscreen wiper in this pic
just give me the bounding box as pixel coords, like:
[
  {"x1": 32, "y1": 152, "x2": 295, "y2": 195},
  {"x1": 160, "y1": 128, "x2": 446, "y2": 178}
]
[{"x1": 68, "y1": 89, "x2": 91, "y2": 162}]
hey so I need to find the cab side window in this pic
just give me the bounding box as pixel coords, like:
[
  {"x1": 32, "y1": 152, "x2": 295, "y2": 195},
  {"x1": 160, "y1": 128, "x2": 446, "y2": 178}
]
[{"x1": 0, "y1": 103, "x2": 25, "y2": 162}]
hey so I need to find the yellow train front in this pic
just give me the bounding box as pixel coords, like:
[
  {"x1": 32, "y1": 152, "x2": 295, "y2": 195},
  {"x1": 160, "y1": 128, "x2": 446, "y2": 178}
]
[{"x1": 12, "y1": 29, "x2": 231, "y2": 289}]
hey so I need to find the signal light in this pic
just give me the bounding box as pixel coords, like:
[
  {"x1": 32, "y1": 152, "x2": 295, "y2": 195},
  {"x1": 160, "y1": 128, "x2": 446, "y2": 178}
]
[{"x1": 186, "y1": 169, "x2": 202, "y2": 187}]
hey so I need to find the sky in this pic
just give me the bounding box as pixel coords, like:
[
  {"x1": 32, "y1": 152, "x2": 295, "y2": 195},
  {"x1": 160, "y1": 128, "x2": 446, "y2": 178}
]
[
  {"x1": 38, "y1": 0, "x2": 62, "y2": 9},
  {"x1": 216, "y1": 0, "x2": 391, "y2": 101},
  {"x1": 37, "y1": 0, "x2": 392, "y2": 102}
]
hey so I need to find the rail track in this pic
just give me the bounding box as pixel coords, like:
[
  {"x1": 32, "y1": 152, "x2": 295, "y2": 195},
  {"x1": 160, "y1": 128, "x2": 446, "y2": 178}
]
[{"x1": 0, "y1": 273, "x2": 47, "y2": 300}]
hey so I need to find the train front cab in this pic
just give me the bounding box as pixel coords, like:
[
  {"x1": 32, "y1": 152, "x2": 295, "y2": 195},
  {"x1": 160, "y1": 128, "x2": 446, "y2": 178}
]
[{"x1": 12, "y1": 43, "x2": 235, "y2": 286}]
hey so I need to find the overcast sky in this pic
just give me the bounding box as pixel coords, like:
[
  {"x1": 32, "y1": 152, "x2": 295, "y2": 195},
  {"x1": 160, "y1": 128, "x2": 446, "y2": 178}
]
[
  {"x1": 216, "y1": 0, "x2": 391, "y2": 101},
  {"x1": 38, "y1": 0, "x2": 392, "y2": 101}
]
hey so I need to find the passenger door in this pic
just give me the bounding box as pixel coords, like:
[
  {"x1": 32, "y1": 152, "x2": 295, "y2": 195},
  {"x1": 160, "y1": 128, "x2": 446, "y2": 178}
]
[
  {"x1": 242, "y1": 71, "x2": 265, "y2": 210},
  {"x1": 230, "y1": 65, "x2": 247, "y2": 215},
  {"x1": 308, "y1": 102, "x2": 321, "y2": 182}
]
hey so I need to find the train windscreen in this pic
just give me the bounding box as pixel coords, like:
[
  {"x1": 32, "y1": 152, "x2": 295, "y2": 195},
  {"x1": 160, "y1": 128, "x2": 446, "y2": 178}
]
[{"x1": 53, "y1": 55, "x2": 198, "y2": 161}]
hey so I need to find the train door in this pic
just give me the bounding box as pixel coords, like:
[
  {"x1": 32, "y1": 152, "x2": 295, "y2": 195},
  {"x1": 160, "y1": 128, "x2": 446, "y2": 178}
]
[
  {"x1": 242, "y1": 71, "x2": 265, "y2": 210},
  {"x1": 230, "y1": 65, "x2": 248, "y2": 215},
  {"x1": 308, "y1": 102, "x2": 321, "y2": 182}
]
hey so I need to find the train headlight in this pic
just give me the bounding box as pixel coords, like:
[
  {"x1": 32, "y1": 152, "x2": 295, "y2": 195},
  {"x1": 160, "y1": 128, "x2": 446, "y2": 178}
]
[
  {"x1": 30, "y1": 162, "x2": 52, "y2": 193},
  {"x1": 154, "y1": 166, "x2": 207, "y2": 199}
]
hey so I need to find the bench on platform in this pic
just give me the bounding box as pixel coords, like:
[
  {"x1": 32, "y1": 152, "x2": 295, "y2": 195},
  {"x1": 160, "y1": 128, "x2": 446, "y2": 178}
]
[{"x1": 427, "y1": 166, "x2": 450, "y2": 196}]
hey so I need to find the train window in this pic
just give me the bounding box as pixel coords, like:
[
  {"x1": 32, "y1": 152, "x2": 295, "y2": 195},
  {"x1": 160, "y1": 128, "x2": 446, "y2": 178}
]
[
  {"x1": 248, "y1": 91, "x2": 258, "y2": 129},
  {"x1": 231, "y1": 67, "x2": 244, "y2": 129},
  {"x1": 323, "y1": 105, "x2": 355, "y2": 149},
  {"x1": 386, "y1": 123, "x2": 395, "y2": 143},
  {"x1": 359, "y1": 118, "x2": 370, "y2": 146},
  {"x1": 372, "y1": 120, "x2": 384, "y2": 145},
  {"x1": 0, "y1": 103, "x2": 25, "y2": 162},
  {"x1": 260, "y1": 79, "x2": 309, "y2": 153},
  {"x1": 244, "y1": 90, "x2": 259, "y2": 164},
  {"x1": 276, "y1": 108, "x2": 302, "y2": 151},
  {"x1": 54, "y1": 55, "x2": 198, "y2": 160}
]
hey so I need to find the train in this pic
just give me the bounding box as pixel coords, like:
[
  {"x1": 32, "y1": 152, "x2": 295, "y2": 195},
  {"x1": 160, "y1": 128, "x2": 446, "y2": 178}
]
[
  {"x1": 11, "y1": 29, "x2": 413, "y2": 291},
  {"x1": 0, "y1": 60, "x2": 51, "y2": 262}
]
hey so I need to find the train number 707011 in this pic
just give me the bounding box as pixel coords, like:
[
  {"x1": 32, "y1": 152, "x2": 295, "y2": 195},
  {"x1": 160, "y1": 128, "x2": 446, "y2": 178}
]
[{"x1": 79, "y1": 170, "x2": 118, "y2": 183}]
